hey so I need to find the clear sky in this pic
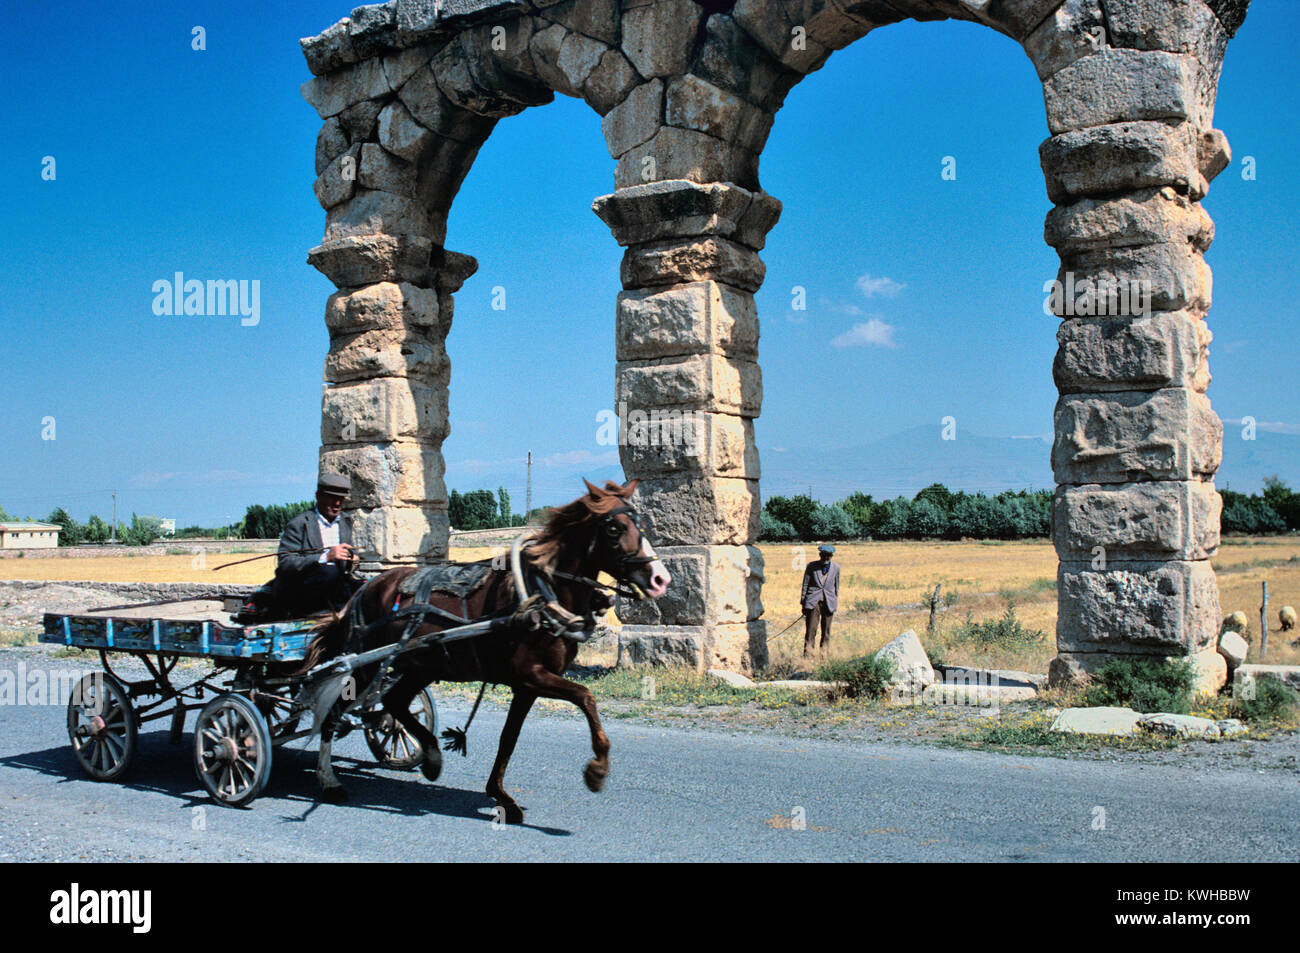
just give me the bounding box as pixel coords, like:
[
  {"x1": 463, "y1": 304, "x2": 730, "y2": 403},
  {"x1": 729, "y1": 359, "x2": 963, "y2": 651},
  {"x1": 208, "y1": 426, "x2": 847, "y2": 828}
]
[{"x1": 1, "y1": 0, "x2": 1296, "y2": 527}]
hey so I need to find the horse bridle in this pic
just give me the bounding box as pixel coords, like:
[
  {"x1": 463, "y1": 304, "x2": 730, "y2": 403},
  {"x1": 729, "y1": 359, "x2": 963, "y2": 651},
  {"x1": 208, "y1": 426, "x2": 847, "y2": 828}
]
[{"x1": 547, "y1": 504, "x2": 655, "y2": 601}]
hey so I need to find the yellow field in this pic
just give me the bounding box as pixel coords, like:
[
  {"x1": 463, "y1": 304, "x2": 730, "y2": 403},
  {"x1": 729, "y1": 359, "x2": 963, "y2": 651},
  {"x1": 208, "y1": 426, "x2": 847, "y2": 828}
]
[{"x1": 5, "y1": 538, "x2": 1298, "y2": 672}]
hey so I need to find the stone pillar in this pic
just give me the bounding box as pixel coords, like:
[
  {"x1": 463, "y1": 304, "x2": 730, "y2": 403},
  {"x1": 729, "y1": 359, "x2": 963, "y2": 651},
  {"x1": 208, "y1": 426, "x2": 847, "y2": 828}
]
[
  {"x1": 594, "y1": 180, "x2": 782, "y2": 673},
  {"x1": 1029, "y1": 0, "x2": 1243, "y2": 682}
]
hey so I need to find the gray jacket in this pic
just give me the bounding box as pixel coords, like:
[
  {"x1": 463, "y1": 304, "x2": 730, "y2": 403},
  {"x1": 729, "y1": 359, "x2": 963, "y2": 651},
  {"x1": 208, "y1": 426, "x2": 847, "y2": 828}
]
[
  {"x1": 800, "y1": 560, "x2": 840, "y2": 612},
  {"x1": 275, "y1": 509, "x2": 353, "y2": 578}
]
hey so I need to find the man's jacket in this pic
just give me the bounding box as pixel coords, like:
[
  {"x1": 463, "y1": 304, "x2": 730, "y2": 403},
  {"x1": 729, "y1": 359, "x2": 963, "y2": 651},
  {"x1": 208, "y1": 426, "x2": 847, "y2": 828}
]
[
  {"x1": 800, "y1": 560, "x2": 840, "y2": 612},
  {"x1": 275, "y1": 509, "x2": 353, "y2": 578}
]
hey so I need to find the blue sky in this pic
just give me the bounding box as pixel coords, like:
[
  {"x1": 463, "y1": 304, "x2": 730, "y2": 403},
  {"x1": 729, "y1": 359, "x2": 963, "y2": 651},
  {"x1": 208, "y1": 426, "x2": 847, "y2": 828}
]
[{"x1": 1, "y1": 1, "x2": 1296, "y2": 526}]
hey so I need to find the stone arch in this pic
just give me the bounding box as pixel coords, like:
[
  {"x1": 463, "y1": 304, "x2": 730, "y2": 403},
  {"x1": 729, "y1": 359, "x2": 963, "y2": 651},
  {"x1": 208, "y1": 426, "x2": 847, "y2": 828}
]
[{"x1": 300, "y1": 0, "x2": 1251, "y2": 679}]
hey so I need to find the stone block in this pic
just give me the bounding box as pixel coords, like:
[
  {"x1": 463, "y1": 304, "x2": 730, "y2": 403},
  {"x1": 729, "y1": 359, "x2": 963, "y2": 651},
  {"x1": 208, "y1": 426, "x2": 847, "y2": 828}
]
[
  {"x1": 1217, "y1": 628, "x2": 1247, "y2": 670},
  {"x1": 377, "y1": 100, "x2": 435, "y2": 161},
  {"x1": 621, "y1": 0, "x2": 701, "y2": 78},
  {"x1": 301, "y1": 19, "x2": 362, "y2": 76},
  {"x1": 557, "y1": 29, "x2": 608, "y2": 92},
  {"x1": 1044, "y1": 187, "x2": 1213, "y2": 255},
  {"x1": 324, "y1": 188, "x2": 434, "y2": 243},
  {"x1": 615, "y1": 125, "x2": 760, "y2": 190},
  {"x1": 1054, "y1": 241, "x2": 1212, "y2": 315},
  {"x1": 302, "y1": 57, "x2": 392, "y2": 119},
  {"x1": 324, "y1": 281, "x2": 441, "y2": 333},
  {"x1": 583, "y1": 49, "x2": 641, "y2": 115},
  {"x1": 324, "y1": 326, "x2": 448, "y2": 383},
  {"x1": 665, "y1": 74, "x2": 749, "y2": 142},
  {"x1": 319, "y1": 440, "x2": 447, "y2": 508},
  {"x1": 382, "y1": 43, "x2": 438, "y2": 89},
  {"x1": 616, "y1": 280, "x2": 758, "y2": 361},
  {"x1": 732, "y1": 0, "x2": 832, "y2": 74},
  {"x1": 1057, "y1": 558, "x2": 1221, "y2": 653},
  {"x1": 621, "y1": 236, "x2": 766, "y2": 293},
  {"x1": 875, "y1": 629, "x2": 936, "y2": 693},
  {"x1": 1049, "y1": 706, "x2": 1141, "y2": 735},
  {"x1": 622, "y1": 474, "x2": 760, "y2": 546},
  {"x1": 398, "y1": 64, "x2": 496, "y2": 142},
  {"x1": 1053, "y1": 480, "x2": 1220, "y2": 561},
  {"x1": 616, "y1": 353, "x2": 762, "y2": 417},
  {"x1": 1137, "y1": 711, "x2": 1221, "y2": 738},
  {"x1": 594, "y1": 179, "x2": 778, "y2": 248},
  {"x1": 1042, "y1": 49, "x2": 1200, "y2": 135},
  {"x1": 321, "y1": 376, "x2": 449, "y2": 443},
  {"x1": 693, "y1": 13, "x2": 800, "y2": 111},
  {"x1": 1052, "y1": 388, "x2": 1222, "y2": 484},
  {"x1": 338, "y1": 97, "x2": 385, "y2": 142},
  {"x1": 1236, "y1": 664, "x2": 1300, "y2": 693},
  {"x1": 1023, "y1": 0, "x2": 1105, "y2": 79},
  {"x1": 316, "y1": 117, "x2": 351, "y2": 175},
  {"x1": 358, "y1": 143, "x2": 418, "y2": 196},
  {"x1": 617, "y1": 543, "x2": 764, "y2": 626},
  {"x1": 540, "y1": 0, "x2": 620, "y2": 45},
  {"x1": 348, "y1": 1, "x2": 399, "y2": 60},
  {"x1": 1181, "y1": 646, "x2": 1227, "y2": 695},
  {"x1": 350, "y1": 504, "x2": 449, "y2": 564},
  {"x1": 601, "y1": 79, "x2": 663, "y2": 158},
  {"x1": 1053, "y1": 311, "x2": 1210, "y2": 394},
  {"x1": 619, "y1": 411, "x2": 760, "y2": 479},
  {"x1": 314, "y1": 144, "x2": 362, "y2": 210},
  {"x1": 308, "y1": 234, "x2": 437, "y2": 288},
  {"x1": 1040, "y1": 120, "x2": 1205, "y2": 204},
  {"x1": 1100, "y1": 0, "x2": 1222, "y2": 54}
]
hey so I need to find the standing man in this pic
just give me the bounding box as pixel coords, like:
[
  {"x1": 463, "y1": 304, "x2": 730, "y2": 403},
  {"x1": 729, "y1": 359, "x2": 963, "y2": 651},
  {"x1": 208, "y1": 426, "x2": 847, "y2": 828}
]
[
  {"x1": 272, "y1": 473, "x2": 359, "y2": 616},
  {"x1": 800, "y1": 544, "x2": 840, "y2": 657}
]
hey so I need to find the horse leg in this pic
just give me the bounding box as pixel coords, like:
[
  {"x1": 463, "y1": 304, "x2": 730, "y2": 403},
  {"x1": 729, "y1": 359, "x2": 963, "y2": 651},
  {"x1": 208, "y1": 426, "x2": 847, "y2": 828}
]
[
  {"x1": 486, "y1": 689, "x2": 536, "y2": 825},
  {"x1": 524, "y1": 670, "x2": 611, "y2": 794},
  {"x1": 316, "y1": 715, "x2": 347, "y2": 804},
  {"x1": 383, "y1": 671, "x2": 442, "y2": 782}
]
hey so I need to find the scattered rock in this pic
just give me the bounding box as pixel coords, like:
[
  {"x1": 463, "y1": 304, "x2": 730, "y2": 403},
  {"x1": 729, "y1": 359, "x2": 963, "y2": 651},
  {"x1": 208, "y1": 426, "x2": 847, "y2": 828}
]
[
  {"x1": 1183, "y1": 647, "x2": 1227, "y2": 696},
  {"x1": 1137, "y1": 713, "x2": 1221, "y2": 740},
  {"x1": 1050, "y1": 706, "x2": 1141, "y2": 736},
  {"x1": 707, "y1": 668, "x2": 755, "y2": 689},
  {"x1": 874, "y1": 629, "x2": 935, "y2": 694},
  {"x1": 1216, "y1": 718, "x2": 1247, "y2": 738},
  {"x1": 1217, "y1": 630, "x2": 1248, "y2": 671}
]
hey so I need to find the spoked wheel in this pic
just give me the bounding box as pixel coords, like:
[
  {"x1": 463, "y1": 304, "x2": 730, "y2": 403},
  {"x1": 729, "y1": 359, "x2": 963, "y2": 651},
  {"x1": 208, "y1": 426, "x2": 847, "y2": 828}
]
[
  {"x1": 67, "y1": 672, "x2": 137, "y2": 782},
  {"x1": 365, "y1": 688, "x2": 437, "y2": 770},
  {"x1": 194, "y1": 693, "x2": 272, "y2": 807},
  {"x1": 256, "y1": 685, "x2": 301, "y2": 740}
]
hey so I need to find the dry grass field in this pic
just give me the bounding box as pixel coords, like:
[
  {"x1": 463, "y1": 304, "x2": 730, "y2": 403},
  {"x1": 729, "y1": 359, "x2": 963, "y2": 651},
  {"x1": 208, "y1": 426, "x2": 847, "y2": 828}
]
[{"x1": 4, "y1": 537, "x2": 1298, "y2": 673}]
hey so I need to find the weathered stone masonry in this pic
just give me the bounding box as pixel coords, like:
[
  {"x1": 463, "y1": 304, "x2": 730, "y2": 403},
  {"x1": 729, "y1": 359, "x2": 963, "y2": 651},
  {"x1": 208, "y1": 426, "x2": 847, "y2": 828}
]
[{"x1": 300, "y1": 0, "x2": 1251, "y2": 677}]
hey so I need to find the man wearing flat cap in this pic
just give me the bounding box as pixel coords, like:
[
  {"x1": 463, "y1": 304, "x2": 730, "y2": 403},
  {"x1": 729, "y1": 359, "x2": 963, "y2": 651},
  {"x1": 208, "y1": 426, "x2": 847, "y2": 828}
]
[
  {"x1": 800, "y1": 544, "x2": 840, "y2": 657},
  {"x1": 272, "y1": 473, "x2": 359, "y2": 616}
]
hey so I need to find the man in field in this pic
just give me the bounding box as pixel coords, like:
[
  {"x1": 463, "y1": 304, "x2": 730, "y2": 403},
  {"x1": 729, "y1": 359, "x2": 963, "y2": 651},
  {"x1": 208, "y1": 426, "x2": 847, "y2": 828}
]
[
  {"x1": 272, "y1": 473, "x2": 360, "y2": 616},
  {"x1": 800, "y1": 544, "x2": 840, "y2": 657}
]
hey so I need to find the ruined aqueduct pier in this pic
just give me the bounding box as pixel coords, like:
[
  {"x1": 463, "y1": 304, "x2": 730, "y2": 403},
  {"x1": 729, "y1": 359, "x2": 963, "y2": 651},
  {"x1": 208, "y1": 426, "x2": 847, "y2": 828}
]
[{"x1": 301, "y1": 0, "x2": 1251, "y2": 678}]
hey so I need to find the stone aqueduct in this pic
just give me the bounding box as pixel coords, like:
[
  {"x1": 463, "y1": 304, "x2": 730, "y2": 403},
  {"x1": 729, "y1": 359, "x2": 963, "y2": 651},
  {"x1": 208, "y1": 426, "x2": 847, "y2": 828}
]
[{"x1": 299, "y1": 0, "x2": 1251, "y2": 678}]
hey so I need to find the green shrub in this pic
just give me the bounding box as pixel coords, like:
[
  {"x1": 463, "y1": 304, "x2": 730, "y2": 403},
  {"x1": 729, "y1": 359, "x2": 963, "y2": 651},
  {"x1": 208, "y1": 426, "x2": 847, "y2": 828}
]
[
  {"x1": 950, "y1": 603, "x2": 1045, "y2": 648},
  {"x1": 816, "y1": 654, "x2": 894, "y2": 700},
  {"x1": 1082, "y1": 657, "x2": 1195, "y2": 714},
  {"x1": 853, "y1": 597, "x2": 882, "y2": 614},
  {"x1": 1232, "y1": 678, "x2": 1298, "y2": 723}
]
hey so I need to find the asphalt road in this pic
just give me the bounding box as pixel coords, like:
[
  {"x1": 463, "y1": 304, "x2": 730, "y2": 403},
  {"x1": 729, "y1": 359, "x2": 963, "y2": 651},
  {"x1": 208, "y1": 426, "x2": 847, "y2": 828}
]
[{"x1": 2, "y1": 678, "x2": 1297, "y2": 862}]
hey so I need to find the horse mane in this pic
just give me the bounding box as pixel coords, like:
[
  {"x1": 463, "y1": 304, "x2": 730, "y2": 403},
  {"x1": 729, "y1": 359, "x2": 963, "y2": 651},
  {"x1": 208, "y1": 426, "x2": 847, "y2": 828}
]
[{"x1": 524, "y1": 481, "x2": 631, "y2": 575}]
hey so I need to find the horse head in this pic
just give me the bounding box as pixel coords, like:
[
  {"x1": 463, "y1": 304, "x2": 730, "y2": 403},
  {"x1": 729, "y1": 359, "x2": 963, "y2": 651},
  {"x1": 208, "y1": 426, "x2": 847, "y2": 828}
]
[{"x1": 580, "y1": 478, "x2": 670, "y2": 599}]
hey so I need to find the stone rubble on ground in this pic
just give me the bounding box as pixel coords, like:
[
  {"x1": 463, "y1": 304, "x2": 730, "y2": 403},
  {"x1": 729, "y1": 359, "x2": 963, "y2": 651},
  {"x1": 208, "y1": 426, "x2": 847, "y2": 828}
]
[
  {"x1": 1137, "y1": 712, "x2": 1221, "y2": 740},
  {"x1": 874, "y1": 629, "x2": 935, "y2": 693},
  {"x1": 1050, "y1": 706, "x2": 1142, "y2": 736}
]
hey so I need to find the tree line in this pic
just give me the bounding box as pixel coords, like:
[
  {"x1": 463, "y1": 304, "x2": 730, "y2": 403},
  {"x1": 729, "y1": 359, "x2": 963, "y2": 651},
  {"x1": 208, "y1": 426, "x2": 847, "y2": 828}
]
[{"x1": 761, "y1": 476, "x2": 1300, "y2": 542}]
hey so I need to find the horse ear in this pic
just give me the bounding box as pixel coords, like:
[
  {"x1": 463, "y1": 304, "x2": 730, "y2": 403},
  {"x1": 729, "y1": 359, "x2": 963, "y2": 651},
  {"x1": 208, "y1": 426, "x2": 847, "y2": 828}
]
[
  {"x1": 583, "y1": 478, "x2": 604, "y2": 500},
  {"x1": 621, "y1": 478, "x2": 639, "y2": 497}
]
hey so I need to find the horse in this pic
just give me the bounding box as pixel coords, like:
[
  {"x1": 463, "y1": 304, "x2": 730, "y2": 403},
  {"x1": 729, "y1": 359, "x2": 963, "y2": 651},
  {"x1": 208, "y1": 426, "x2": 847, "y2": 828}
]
[{"x1": 297, "y1": 478, "x2": 671, "y2": 823}]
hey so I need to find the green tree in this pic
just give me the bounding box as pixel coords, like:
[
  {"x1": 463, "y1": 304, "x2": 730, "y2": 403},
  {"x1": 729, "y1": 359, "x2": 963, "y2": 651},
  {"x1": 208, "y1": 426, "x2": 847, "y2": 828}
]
[
  {"x1": 497, "y1": 486, "x2": 511, "y2": 529},
  {"x1": 47, "y1": 508, "x2": 85, "y2": 546},
  {"x1": 84, "y1": 514, "x2": 111, "y2": 543},
  {"x1": 914, "y1": 483, "x2": 956, "y2": 514},
  {"x1": 764, "y1": 494, "x2": 818, "y2": 540},
  {"x1": 810, "y1": 503, "x2": 858, "y2": 540}
]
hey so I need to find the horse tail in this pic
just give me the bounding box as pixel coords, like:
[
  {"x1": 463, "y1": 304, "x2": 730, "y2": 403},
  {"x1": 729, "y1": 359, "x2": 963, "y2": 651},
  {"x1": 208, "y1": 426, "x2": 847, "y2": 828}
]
[{"x1": 295, "y1": 584, "x2": 364, "y2": 675}]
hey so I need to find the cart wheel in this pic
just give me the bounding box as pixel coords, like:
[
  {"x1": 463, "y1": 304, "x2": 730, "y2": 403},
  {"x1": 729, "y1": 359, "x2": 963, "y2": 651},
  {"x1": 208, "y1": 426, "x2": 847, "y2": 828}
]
[
  {"x1": 256, "y1": 686, "x2": 301, "y2": 740},
  {"x1": 67, "y1": 672, "x2": 137, "y2": 782},
  {"x1": 194, "y1": 693, "x2": 272, "y2": 807},
  {"x1": 365, "y1": 688, "x2": 437, "y2": 770}
]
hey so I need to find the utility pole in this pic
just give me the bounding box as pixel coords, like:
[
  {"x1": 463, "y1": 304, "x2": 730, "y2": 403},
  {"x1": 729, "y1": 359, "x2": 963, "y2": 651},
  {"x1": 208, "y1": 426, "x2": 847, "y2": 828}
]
[
  {"x1": 525, "y1": 450, "x2": 533, "y2": 524},
  {"x1": 110, "y1": 492, "x2": 117, "y2": 543}
]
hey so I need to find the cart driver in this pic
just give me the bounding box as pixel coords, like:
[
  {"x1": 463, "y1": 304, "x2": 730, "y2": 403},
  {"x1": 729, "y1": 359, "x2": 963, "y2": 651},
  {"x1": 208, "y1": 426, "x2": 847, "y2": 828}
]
[{"x1": 272, "y1": 473, "x2": 361, "y2": 617}]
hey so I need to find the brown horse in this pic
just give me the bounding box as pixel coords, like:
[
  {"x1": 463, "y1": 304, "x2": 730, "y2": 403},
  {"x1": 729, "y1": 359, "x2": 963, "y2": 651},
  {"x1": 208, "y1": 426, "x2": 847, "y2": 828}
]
[{"x1": 297, "y1": 478, "x2": 670, "y2": 823}]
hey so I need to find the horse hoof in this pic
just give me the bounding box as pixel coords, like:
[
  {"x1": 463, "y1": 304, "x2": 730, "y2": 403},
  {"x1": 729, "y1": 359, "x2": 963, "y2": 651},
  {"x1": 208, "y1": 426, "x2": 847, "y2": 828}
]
[
  {"x1": 322, "y1": 785, "x2": 348, "y2": 805},
  {"x1": 583, "y1": 760, "x2": 607, "y2": 793},
  {"x1": 500, "y1": 804, "x2": 525, "y2": 825},
  {"x1": 420, "y1": 753, "x2": 443, "y2": 783}
]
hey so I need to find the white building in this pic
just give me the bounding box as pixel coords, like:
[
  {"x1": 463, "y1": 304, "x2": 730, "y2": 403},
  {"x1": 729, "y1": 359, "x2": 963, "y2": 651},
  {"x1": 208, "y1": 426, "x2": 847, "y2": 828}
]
[{"x1": 0, "y1": 522, "x2": 61, "y2": 549}]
